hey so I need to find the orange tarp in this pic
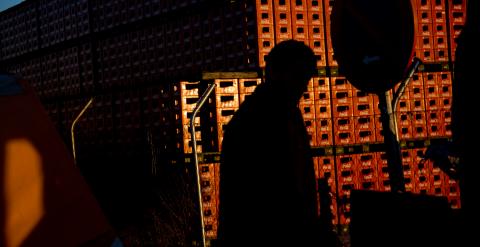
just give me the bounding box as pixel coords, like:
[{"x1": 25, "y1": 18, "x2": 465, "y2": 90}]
[{"x1": 0, "y1": 76, "x2": 114, "y2": 247}]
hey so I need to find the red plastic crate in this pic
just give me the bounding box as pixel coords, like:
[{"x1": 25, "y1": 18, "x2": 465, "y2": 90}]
[
  {"x1": 307, "y1": 38, "x2": 327, "y2": 64},
  {"x1": 401, "y1": 149, "x2": 413, "y2": 168},
  {"x1": 334, "y1": 130, "x2": 355, "y2": 145},
  {"x1": 353, "y1": 100, "x2": 374, "y2": 116},
  {"x1": 433, "y1": 21, "x2": 448, "y2": 36},
  {"x1": 402, "y1": 174, "x2": 415, "y2": 192},
  {"x1": 299, "y1": 103, "x2": 316, "y2": 119},
  {"x1": 412, "y1": 124, "x2": 428, "y2": 139},
  {"x1": 215, "y1": 94, "x2": 240, "y2": 109},
  {"x1": 315, "y1": 156, "x2": 334, "y2": 177},
  {"x1": 336, "y1": 154, "x2": 357, "y2": 170},
  {"x1": 258, "y1": 50, "x2": 270, "y2": 68},
  {"x1": 372, "y1": 95, "x2": 381, "y2": 115},
  {"x1": 434, "y1": 48, "x2": 449, "y2": 62},
  {"x1": 427, "y1": 122, "x2": 446, "y2": 137},
  {"x1": 431, "y1": 0, "x2": 446, "y2": 10},
  {"x1": 410, "y1": 72, "x2": 424, "y2": 87},
  {"x1": 215, "y1": 79, "x2": 239, "y2": 94},
  {"x1": 355, "y1": 128, "x2": 375, "y2": 143},
  {"x1": 183, "y1": 139, "x2": 203, "y2": 153},
  {"x1": 238, "y1": 78, "x2": 261, "y2": 94},
  {"x1": 374, "y1": 115, "x2": 384, "y2": 142},
  {"x1": 396, "y1": 112, "x2": 412, "y2": 126},
  {"x1": 398, "y1": 124, "x2": 414, "y2": 140},
  {"x1": 425, "y1": 97, "x2": 440, "y2": 111},
  {"x1": 327, "y1": 51, "x2": 338, "y2": 66},
  {"x1": 441, "y1": 109, "x2": 452, "y2": 122},
  {"x1": 316, "y1": 129, "x2": 333, "y2": 146},
  {"x1": 416, "y1": 35, "x2": 433, "y2": 49},
  {"x1": 178, "y1": 95, "x2": 200, "y2": 111},
  {"x1": 315, "y1": 118, "x2": 333, "y2": 132},
  {"x1": 357, "y1": 166, "x2": 378, "y2": 184},
  {"x1": 334, "y1": 117, "x2": 354, "y2": 131},
  {"x1": 338, "y1": 171, "x2": 357, "y2": 186},
  {"x1": 256, "y1": 0, "x2": 275, "y2": 24},
  {"x1": 332, "y1": 89, "x2": 353, "y2": 103},
  {"x1": 315, "y1": 103, "x2": 331, "y2": 119},
  {"x1": 182, "y1": 123, "x2": 202, "y2": 141},
  {"x1": 410, "y1": 98, "x2": 426, "y2": 112},
  {"x1": 424, "y1": 84, "x2": 439, "y2": 98},
  {"x1": 290, "y1": 0, "x2": 308, "y2": 11},
  {"x1": 437, "y1": 72, "x2": 452, "y2": 84},
  {"x1": 438, "y1": 96, "x2": 451, "y2": 110},
  {"x1": 216, "y1": 108, "x2": 237, "y2": 126},
  {"x1": 304, "y1": 117, "x2": 317, "y2": 147},
  {"x1": 313, "y1": 77, "x2": 330, "y2": 91},
  {"x1": 396, "y1": 98, "x2": 411, "y2": 112},
  {"x1": 414, "y1": 0, "x2": 432, "y2": 11},
  {"x1": 353, "y1": 90, "x2": 374, "y2": 104},
  {"x1": 276, "y1": 25, "x2": 293, "y2": 41},
  {"x1": 426, "y1": 110, "x2": 442, "y2": 124},
  {"x1": 356, "y1": 153, "x2": 376, "y2": 168},
  {"x1": 315, "y1": 90, "x2": 330, "y2": 105},
  {"x1": 432, "y1": 9, "x2": 447, "y2": 23},
  {"x1": 450, "y1": 10, "x2": 466, "y2": 24},
  {"x1": 440, "y1": 83, "x2": 452, "y2": 97},
  {"x1": 291, "y1": 7, "x2": 308, "y2": 27},
  {"x1": 417, "y1": 22, "x2": 433, "y2": 36},
  {"x1": 307, "y1": 0, "x2": 324, "y2": 25},
  {"x1": 309, "y1": 24, "x2": 325, "y2": 40},
  {"x1": 300, "y1": 91, "x2": 315, "y2": 104},
  {"x1": 354, "y1": 116, "x2": 375, "y2": 130},
  {"x1": 414, "y1": 48, "x2": 435, "y2": 62},
  {"x1": 293, "y1": 24, "x2": 309, "y2": 41},
  {"x1": 417, "y1": 73, "x2": 431, "y2": 87},
  {"x1": 332, "y1": 103, "x2": 354, "y2": 118},
  {"x1": 410, "y1": 111, "x2": 427, "y2": 125},
  {"x1": 450, "y1": 22, "x2": 463, "y2": 38},
  {"x1": 417, "y1": 9, "x2": 433, "y2": 23},
  {"x1": 376, "y1": 151, "x2": 388, "y2": 169}
]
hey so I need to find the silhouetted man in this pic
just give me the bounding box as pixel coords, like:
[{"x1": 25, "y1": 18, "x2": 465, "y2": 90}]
[
  {"x1": 451, "y1": 1, "x2": 480, "y2": 244},
  {"x1": 217, "y1": 40, "x2": 320, "y2": 246}
]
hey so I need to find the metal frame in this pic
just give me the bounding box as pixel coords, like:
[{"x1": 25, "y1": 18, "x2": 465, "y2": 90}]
[{"x1": 190, "y1": 83, "x2": 216, "y2": 247}]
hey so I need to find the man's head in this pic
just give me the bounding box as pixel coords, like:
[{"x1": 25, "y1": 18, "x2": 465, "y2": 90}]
[{"x1": 265, "y1": 40, "x2": 317, "y2": 102}]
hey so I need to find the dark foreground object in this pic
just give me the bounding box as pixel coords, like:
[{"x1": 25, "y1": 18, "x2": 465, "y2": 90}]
[{"x1": 350, "y1": 190, "x2": 459, "y2": 247}]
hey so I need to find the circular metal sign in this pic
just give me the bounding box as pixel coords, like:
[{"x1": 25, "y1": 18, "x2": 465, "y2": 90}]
[{"x1": 331, "y1": 0, "x2": 415, "y2": 93}]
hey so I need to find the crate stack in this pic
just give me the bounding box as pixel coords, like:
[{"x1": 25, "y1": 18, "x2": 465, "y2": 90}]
[
  {"x1": 0, "y1": 0, "x2": 468, "y2": 238},
  {"x1": 314, "y1": 77, "x2": 334, "y2": 146},
  {"x1": 174, "y1": 80, "x2": 222, "y2": 239},
  {"x1": 39, "y1": 0, "x2": 90, "y2": 47},
  {"x1": 299, "y1": 79, "x2": 318, "y2": 147},
  {"x1": 255, "y1": 0, "x2": 328, "y2": 68},
  {"x1": 449, "y1": 0, "x2": 468, "y2": 60},
  {"x1": 0, "y1": 1, "x2": 37, "y2": 60}
]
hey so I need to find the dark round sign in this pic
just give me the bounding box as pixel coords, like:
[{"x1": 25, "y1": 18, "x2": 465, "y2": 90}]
[{"x1": 331, "y1": 0, "x2": 415, "y2": 93}]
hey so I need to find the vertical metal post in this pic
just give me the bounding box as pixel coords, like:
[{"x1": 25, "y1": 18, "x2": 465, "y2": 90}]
[
  {"x1": 392, "y1": 58, "x2": 422, "y2": 141},
  {"x1": 191, "y1": 83, "x2": 216, "y2": 247},
  {"x1": 71, "y1": 97, "x2": 94, "y2": 166},
  {"x1": 378, "y1": 91, "x2": 405, "y2": 193}
]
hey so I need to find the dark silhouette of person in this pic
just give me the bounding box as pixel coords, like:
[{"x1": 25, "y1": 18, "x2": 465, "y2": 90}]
[
  {"x1": 450, "y1": 1, "x2": 480, "y2": 244},
  {"x1": 217, "y1": 40, "x2": 323, "y2": 246}
]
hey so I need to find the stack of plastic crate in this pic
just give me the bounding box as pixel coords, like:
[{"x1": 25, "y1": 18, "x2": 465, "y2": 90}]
[{"x1": 299, "y1": 79, "x2": 318, "y2": 147}]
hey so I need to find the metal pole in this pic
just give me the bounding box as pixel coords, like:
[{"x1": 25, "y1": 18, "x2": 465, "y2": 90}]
[
  {"x1": 191, "y1": 83, "x2": 216, "y2": 247},
  {"x1": 378, "y1": 91, "x2": 405, "y2": 193},
  {"x1": 71, "y1": 97, "x2": 94, "y2": 166},
  {"x1": 392, "y1": 58, "x2": 422, "y2": 141}
]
